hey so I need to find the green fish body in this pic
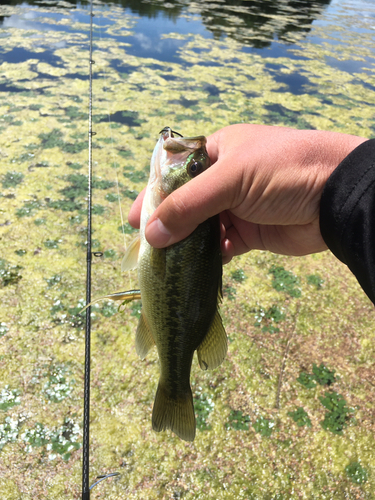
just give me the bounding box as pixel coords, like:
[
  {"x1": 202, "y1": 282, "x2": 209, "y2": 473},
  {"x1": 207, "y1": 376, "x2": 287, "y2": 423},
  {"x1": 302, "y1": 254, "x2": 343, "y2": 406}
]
[{"x1": 122, "y1": 128, "x2": 227, "y2": 441}]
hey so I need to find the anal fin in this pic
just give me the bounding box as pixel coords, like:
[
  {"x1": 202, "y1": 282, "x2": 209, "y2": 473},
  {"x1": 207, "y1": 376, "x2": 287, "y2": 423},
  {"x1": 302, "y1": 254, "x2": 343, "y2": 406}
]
[{"x1": 197, "y1": 310, "x2": 227, "y2": 370}]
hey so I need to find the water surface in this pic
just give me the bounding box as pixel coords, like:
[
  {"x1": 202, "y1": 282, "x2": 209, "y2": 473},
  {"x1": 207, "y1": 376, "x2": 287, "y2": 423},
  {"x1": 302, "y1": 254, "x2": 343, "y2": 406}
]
[{"x1": 1, "y1": 0, "x2": 375, "y2": 498}]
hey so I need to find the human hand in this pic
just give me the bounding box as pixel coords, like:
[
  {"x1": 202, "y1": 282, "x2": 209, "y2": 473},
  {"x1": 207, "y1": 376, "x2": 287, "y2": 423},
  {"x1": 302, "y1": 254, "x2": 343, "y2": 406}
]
[{"x1": 128, "y1": 124, "x2": 366, "y2": 263}]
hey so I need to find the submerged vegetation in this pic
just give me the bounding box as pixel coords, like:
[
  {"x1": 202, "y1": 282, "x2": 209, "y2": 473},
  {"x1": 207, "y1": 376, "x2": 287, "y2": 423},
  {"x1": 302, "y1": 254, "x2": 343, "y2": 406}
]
[{"x1": 0, "y1": 0, "x2": 375, "y2": 498}]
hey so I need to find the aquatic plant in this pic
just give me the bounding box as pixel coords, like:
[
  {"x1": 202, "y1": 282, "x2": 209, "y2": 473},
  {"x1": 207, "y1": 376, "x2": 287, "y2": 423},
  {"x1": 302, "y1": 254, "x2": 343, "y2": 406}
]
[
  {"x1": 231, "y1": 269, "x2": 247, "y2": 283},
  {"x1": 0, "y1": 259, "x2": 23, "y2": 287},
  {"x1": 254, "y1": 304, "x2": 285, "y2": 333},
  {"x1": 225, "y1": 410, "x2": 251, "y2": 431},
  {"x1": 312, "y1": 363, "x2": 336, "y2": 386},
  {"x1": 269, "y1": 265, "x2": 301, "y2": 297},
  {"x1": 99, "y1": 301, "x2": 118, "y2": 318},
  {"x1": 45, "y1": 274, "x2": 62, "y2": 288},
  {"x1": 21, "y1": 416, "x2": 81, "y2": 461},
  {"x1": 119, "y1": 222, "x2": 137, "y2": 234},
  {"x1": 105, "y1": 193, "x2": 119, "y2": 202},
  {"x1": 319, "y1": 391, "x2": 354, "y2": 434},
  {"x1": 0, "y1": 386, "x2": 21, "y2": 412},
  {"x1": 297, "y1": 363, "x2": 336, "y2": 390},
  {"x1": 123, "y1": 166, "x2": 147, "y2": 183},
  {"x1": 345, "y1": 462, "x2": 368, "y2": 484},
  {"x1": 29, "y1": 104, "x2": 43, "y2": 111},
  {"x1": 122, "y1": 188, "x2": 139, "y2": 200},
  {"x1": 16, "y1": 199, "x2": 42, "y2": 217},
  {"x1": 287, "y1": 407, "x2": 312, "y2": 428},
  {"x1": 50, "y1": 298, "x2": 88, "y2": 330},
  {"x1": 49, "y1": 199, "x2": 83, "y2": 211},
  {"x1": 223, "y1": 284, "x2": 236, "y2": 301},
  {"x1": 34, "y1": 218, "x2": 46, "y2": 226},
  {"x1": 91, "y1": 204, "x2": 105, "y2": 215},
  {"x1": 14, "y1": 249, "x2": 26, "y2": 256},
  {"x1": 64, "y1": 106, "x2": 86, "y2": 120},
  {"x1": 129, "y1": 301, "x2": 142, "y2": 319},
  {"x1": 67, "y1": 162, "x2": 83, "y2": 170},
  {"x1": 0, "y1": 323, "x2": 8, "y2": 337},
  {"x1": 93, "y1": 178, "x2": 116, "y2": 190},
  {"x1": 68, "y1": 214, "x2": 83, "y2": 225},
  {"x1": 306, "y1": 274, "x2": 324, "y2": 289},
  {"x1": 42, "y1": 364, "x2": 74, "y2": 403},
  {"x1": 1, "y1": 171, "x2": 24, "y2": 188},
  {"x1": 193, "y1": 387, "x2": 214, "y2": 431},
  {"x1": 38, "y1": 128, "x2": 64, "y2": 149},
  {"x1": 60, "y1": 173, "x2": 87, "y2": 199},
  {"x1": 103, "y1": 249, "x2": 117, "y2": 259},
  {"x1": 0, "y1": 416, "x2": 23, "y2": 451},
  {"x1": 253, "y1": 415, "x2": 274, "y2": 437},
  {"x1": 44, "y1": 239, "x2": 60, "y2": 249},
  {"x1": 297, "y1": 371, "x2": 317, "y2": 389}
]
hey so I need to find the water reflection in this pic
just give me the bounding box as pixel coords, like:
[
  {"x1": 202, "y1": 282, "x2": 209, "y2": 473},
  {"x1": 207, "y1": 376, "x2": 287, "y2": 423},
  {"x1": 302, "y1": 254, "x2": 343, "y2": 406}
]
[
  {"x1": 0, "y1": 0, "x2": 332, "y2": 49},
  {"x1": 200, "y1": 0, "x2": 331, "y2": 47}
]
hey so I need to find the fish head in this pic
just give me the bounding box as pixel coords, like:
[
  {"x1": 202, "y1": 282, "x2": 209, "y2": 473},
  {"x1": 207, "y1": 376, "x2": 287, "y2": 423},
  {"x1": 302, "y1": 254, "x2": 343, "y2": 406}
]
[
  {"x1": 142, "y1": 127, "x2": 211, "y2": 222},
  {"x1": 159, "y1": 126, "x2": 211, "y2": 195}
]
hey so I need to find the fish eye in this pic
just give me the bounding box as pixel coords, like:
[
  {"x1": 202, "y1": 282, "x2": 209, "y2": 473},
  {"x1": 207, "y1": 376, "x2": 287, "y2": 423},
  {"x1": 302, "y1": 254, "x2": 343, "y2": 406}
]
[{"x1": 187, "y1": 159, "x2": 203, "y2": 177}]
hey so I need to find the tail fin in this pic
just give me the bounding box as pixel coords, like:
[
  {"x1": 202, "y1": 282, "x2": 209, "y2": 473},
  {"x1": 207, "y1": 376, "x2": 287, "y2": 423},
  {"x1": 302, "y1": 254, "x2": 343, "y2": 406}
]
[{"x1": 152, "y1": 381, "x2": 196, "y2": 442}]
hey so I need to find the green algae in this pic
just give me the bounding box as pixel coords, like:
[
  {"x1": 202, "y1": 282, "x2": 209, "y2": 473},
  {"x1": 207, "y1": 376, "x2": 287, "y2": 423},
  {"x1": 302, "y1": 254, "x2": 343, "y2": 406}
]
[{"x1": 0, "y1": 0, "x2": 375, "y2": 498}]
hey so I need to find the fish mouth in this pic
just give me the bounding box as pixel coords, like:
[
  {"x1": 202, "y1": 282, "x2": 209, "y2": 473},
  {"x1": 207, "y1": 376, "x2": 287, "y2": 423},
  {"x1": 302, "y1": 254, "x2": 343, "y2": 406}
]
[
  {"x1": 159, "y1": 126, "x2": 183, "y2": 138},
  {"x1": 160, "y1": 126, "x2": 206, "y2": 154},
  {"x1": 151, "y1": 127, "x2": 207, "y2": 200}
]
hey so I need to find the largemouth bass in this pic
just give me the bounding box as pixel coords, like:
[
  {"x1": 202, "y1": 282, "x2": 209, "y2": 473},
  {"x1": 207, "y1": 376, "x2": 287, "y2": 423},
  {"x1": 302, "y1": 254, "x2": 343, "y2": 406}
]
[{"x1": 121, "y1": 127, "x2": 227, "y2": 441}]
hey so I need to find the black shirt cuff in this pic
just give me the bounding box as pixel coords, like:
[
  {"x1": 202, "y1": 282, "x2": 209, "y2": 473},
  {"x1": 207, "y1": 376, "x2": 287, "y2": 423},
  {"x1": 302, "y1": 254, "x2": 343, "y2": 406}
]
[{"x1": 320, "y1": 138, "x2": 375, "y2": 305}]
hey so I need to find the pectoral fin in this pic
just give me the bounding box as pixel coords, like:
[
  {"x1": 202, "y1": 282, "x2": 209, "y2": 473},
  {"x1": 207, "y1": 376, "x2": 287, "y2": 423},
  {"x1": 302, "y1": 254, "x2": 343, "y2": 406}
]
[
  {"x1": 135, "y1": 311, "x2": 155, "y2": 359},
  {"x1": 104, "y1": 289, "x2": 141, "y2": 302},
  {"x1": 121, "y1": 235, "x2": 141, "y2": 272},
  {"x1": 79, "y1": 289, "x2": 141, "y2": 314},
  {"x1": 197, "y1": 310, "x2": 227, "y2": 370}
]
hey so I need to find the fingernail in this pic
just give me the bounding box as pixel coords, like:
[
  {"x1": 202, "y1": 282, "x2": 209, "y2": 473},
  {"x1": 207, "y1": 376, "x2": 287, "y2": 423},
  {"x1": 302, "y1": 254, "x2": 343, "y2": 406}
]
[{"x1": 145, "y1": 218, "x2": 172, "y2": 247}]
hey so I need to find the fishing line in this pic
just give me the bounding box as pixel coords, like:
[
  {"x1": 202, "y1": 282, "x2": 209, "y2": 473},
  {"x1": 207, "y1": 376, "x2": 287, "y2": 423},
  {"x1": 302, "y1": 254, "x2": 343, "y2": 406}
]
[
  {"x1": 96, "y1": 13, "x2": 127, "y2": 253},
  {"x1": 81, "y1": 1, "x2": 119, "y2": 498},
  {"x1": 95, "y1": 10, "x2": 137, "y2": 294}
]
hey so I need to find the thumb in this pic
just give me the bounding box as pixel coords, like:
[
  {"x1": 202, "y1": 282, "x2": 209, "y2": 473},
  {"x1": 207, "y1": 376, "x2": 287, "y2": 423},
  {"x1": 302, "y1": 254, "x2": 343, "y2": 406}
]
[{"x1": 145, "y1": 159, "x2": 241, "y2": 247}]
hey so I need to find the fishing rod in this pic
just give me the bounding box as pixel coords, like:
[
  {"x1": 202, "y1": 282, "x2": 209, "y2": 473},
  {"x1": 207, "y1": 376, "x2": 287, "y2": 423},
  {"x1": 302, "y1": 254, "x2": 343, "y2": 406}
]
[{"x1": 81, "y1": 1, "x2": 119, "y2": 497}]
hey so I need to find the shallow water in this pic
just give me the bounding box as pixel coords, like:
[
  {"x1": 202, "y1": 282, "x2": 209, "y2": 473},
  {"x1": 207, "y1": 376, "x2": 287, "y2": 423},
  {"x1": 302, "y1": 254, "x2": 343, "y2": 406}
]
[{"x1": 1, "y1": 0, "x2": 375, "y2": 498}]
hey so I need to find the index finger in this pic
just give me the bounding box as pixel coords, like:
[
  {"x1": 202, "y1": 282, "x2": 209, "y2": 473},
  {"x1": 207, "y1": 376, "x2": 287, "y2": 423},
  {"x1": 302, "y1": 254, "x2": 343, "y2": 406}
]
[
  {"x1": 144, "y1": 156, "x2": 243, "y2": 248},
  {"x1": 128, "y1": 187, "x2": 146, "y2": 229}
]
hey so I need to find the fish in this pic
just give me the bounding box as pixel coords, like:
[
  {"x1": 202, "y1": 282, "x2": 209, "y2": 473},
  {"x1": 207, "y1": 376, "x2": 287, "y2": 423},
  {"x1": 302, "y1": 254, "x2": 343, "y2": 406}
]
[{"x1": 118, "y1": 127, "x2": 227, "y2": 441}]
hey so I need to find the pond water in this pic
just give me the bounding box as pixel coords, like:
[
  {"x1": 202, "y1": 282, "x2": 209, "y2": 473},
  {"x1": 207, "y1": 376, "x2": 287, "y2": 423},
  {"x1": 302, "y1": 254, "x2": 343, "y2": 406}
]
[{"x1": 1, "y1": 1, "x2": 375, "y2": 499}]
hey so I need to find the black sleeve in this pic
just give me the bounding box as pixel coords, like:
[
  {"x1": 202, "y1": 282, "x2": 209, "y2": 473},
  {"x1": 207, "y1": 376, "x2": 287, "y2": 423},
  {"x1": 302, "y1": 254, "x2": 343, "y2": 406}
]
[{"x1": 319, "y1": 138, "x2": 375, "y2": 305}]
